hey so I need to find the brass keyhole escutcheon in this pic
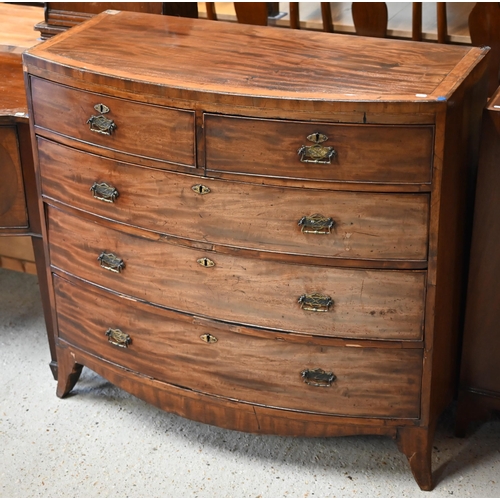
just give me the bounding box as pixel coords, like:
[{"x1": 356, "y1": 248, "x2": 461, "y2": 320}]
[
  {"x1": 197, "y1": 257, "x2": 215, "y2": 268},
  {"x1": 200, "y1": 333, "x2": 218, "y2": 344},
  {"x1": 192, "y1": 184, "x2": 211, "y2": 195}
]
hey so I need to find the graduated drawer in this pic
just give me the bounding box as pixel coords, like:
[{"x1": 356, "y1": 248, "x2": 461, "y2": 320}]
[
  {"x1": 30, "y1": 77, "x2": 195, "y2": 167},
  {"x1": 39, "y1": 138, "x2": 429, "y2": 262},
  {"x1": 205, "y1": 114, "x2": 433, "y2": 184},
  {"x1": 54, "y1": 275, "x2": 422, "y2": 418},
  {"x1": 47, "y1": 207, "x2": 426, "y2": 341}
]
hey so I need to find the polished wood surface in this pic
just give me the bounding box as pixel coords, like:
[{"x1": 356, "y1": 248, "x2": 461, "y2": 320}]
[
  {"x1": 54, "y1": 275, "x2": 423, "y2": 418},
  {"x1": 25, "y1": 12, "x2": 482, "y2": 103},
  {"x1": 456, "y1": 87, "x2": 500, "y2": 436},
  {"x1": 24, "y1": 12, "x2": 490, "y2": 491},
  {"x1": 205, "y1": 115, "x2": 434, "y2": 183},
  {"x1": 38, "y1": 138, "x2": 430, "y2": 263},
  {"x1": 30, "y1": 78, "x2": 196, "y2": 167},
  {"x1": 47, "y1": 205, "x2": 427, "y2": 341},
  {"x1": 0, "y1": 49, "x2": 56, "y2": 376}
]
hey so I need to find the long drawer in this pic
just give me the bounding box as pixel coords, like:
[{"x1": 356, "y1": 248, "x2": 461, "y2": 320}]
[
  {"x1": 47, "y1": 206, "x2": 426, "y2": 341},
  {"x1": 205, "y1": 114, "x2": 434, "y2": 184},
  {"x1": 54, "y1": 275, "x2": 422, "y2": 418},
  {"x1": 30, "y1": 77, "x2": 196, "y2": 167},
  {"x1": 39, "y1": 138, "x2": 429, "y2": 262}
]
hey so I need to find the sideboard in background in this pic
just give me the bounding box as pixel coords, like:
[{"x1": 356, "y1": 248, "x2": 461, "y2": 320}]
[{"x1": 456, "y1": 87, "x2": 500, "y2": 435}]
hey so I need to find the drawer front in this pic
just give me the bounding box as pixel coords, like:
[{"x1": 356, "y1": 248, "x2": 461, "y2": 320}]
[
  {"x1": 205, "y1": 114, "x2": 433, "y2": 184},
  {"x1": 48, "y1": 207, "x2": 426, "y2": 340},
  {"x1": 39, "y1": 138, "x2": 429, "y2": 262},
  {"x1": 0, "y1": 126, "x2": 28, "y2": 229},
  {"x1": 54, "y1": 275, "x2": 422, "y2": 418},
  {"x1": 30, "y1": 77, "x2": 195, "y2": 166}
]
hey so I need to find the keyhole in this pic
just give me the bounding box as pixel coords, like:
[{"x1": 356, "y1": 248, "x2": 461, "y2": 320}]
[{"x1": 197, "y1": 257, "x2": 215, "y2": 267}]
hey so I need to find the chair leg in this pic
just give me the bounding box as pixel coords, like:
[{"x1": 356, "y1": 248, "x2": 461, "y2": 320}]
[
  {"x1": 290, "y1": 2, "x2": 300, "y2": 29},
  {"x1": 412, "y1": 2, "x2": 422, "y2": 41},
  {"x1": 437, "y1": 2, "x2": 448, "y2": 43},
  {"x1": 321, "y1": 3, "x2": 333, "y2": 33}
]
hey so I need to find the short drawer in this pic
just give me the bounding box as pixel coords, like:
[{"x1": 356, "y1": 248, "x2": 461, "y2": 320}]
[
  {"x1": 54, "y1": 275, "x2": 422, "y2": 418},
  {"x1": 205, "y1": 114, "x2": 433, "y2": 184},
  {"x1": 39, "y1": 138, "x2": 429, "y2": 262},
  {"x1": 0, "y1": 126, "x2": 28, "y2": 229},
  {"x1": 47, "y1": 206, "x2": 426, "y2": 341},
  {"x1": 30, "y1": 77, "x2": 195, "y2": 167}
]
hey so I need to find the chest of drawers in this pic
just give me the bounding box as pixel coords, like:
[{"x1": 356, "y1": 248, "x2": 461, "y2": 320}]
[{"x1": 23, "y1": 11, "x2": 489, "y2": 490}]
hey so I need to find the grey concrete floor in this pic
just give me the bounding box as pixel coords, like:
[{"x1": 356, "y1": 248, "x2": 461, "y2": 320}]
[{"x1": 1, "y1": 267, "x2": 500, "y2": 498}]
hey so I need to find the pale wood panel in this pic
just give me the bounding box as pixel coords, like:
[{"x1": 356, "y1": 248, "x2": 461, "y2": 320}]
[
  {"x1": 0, "y1": 236, "x2": 36, "y2": 274},
  {"x1": 0, "y1": 3, "x2": 42, "y2": 49}
]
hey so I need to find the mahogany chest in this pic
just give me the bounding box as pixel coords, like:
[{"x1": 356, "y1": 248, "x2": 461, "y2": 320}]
[{"x1": 23, "y1": 11, "x2": 489, "y2": 490}]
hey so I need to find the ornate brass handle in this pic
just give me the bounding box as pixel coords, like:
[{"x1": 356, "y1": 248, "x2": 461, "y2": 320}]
[
  {"x1": 298, "y1": 293, "x2": 333, "y2": 312},
  {"x1": 298, "y1": 133, "x2": 336, "y2": 164},
  {"x1": 86, "y1": 103, "x2": 116, "y2": 135},
  {"x1": 301, "y1": 368, "x2": 336, "y2": 387},
  {"x1": 90, "y1": 182, "x2": 119, "y2": 203},
  {"x1": 97, "y1": 252, "x2": 124, "y2": 273},
  {"x1": 298, "y1": 214, "x2": 335, "y2": 234},
  {"x1": 105, "y1": 328, "x2": 131, "y2": 348}
]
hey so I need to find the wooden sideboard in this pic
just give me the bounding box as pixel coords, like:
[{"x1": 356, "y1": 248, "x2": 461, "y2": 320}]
[
  {"x1": 0, "y1": 48, "x2": 56, "y2": 376},
  {"x1": 456, "y1": 87, "x2": 500, "y2": 435},
  {"x1": 23, "y1": 11, "x2": 489, "y2": 490}
]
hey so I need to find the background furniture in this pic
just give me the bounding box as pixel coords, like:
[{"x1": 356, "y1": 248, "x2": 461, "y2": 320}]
[
  {"x1": 0, "y1": 47, "x2": 56, "y2": 376},
  {"x1": 456, "y1": 87, "x2": 500, "y2": 436},
  {"x1": 24, "y1": 11, "x2": 488, "y2": 490}
]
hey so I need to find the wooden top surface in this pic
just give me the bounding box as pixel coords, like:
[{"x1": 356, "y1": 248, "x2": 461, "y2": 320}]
[
  {"x1": 0, "y1": 49, "x2": 28, "y2": 118},
  {"x1": 24, "y1": 10, "x2": 488, "y2": 103}
]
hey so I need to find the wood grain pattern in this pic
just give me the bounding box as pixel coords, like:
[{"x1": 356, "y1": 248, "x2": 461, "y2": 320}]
[
  {"x1": 205, "y1": 114, "x2": 433, "y2": 184},
  {"x1": 54, "y1": 275, "x2": 422, "y2": 418},
  {"x1": 30, "y1": 77, "x2": 196, "y2": 167},
  {"x1": 23, "y1": 11, "x2": 484, "y2": 102},
  {"x1": 23, "y1": 12, "x2": 490, "y2": 490},
  {"x1": 0, "y1": 126, "x2": 28, "y2": 229},
  {"x1": 38, "y1": 137, "x2": 430, "y2": 262},
  {"x1": 47, "y1": 206, "x2": 426, "y2": 341}
]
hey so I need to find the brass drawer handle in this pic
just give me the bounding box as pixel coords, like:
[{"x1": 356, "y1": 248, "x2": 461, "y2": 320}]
[
  {"x1": 97, "y1": 252, "x2": 124, "y2": 273},
  {"x1": 298, "y1": 293, "x2": 333, "y2": 312},
  {"x1": 301, "y1": 368, "x2": 336, "y2": 387},
  {"x1": 105, "y1": 328, "x2": 131, "y2": 348},
  {"x1": 90, "y1": 182, "x2": 119, "y2": 203},
  {"x1": 297, "y1": 133, "x2": 336, "y2": 164},
  {"x1": 86, "y1": 103, "x2": 116, "y2": 135},
  {"x1": 298, "y1": 214, "x2": 335, "y2": 234}
]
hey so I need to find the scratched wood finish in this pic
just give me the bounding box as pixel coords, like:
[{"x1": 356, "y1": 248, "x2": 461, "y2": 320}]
[
  {"x1": 23, "y1": 11, "x2": 482, "y2": 102},
  {"x1": 38, "y1": 138, "x2": 429, "y2": 262},
  {"x1": 54, "y1": 276, "x2": 422, "y2": 418},
  {"x1": 47, "y1": 206, "x2": 426, "y2": 341},
  {"x1": 205, "y1": 115, "x2": 433, "y2": 184},
  {"x1": 0, "y1": 126, "x2": 28, "y2": 229},
  {"x1": 30, "y1": 78, "x2": 196, "y2": 167}
]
